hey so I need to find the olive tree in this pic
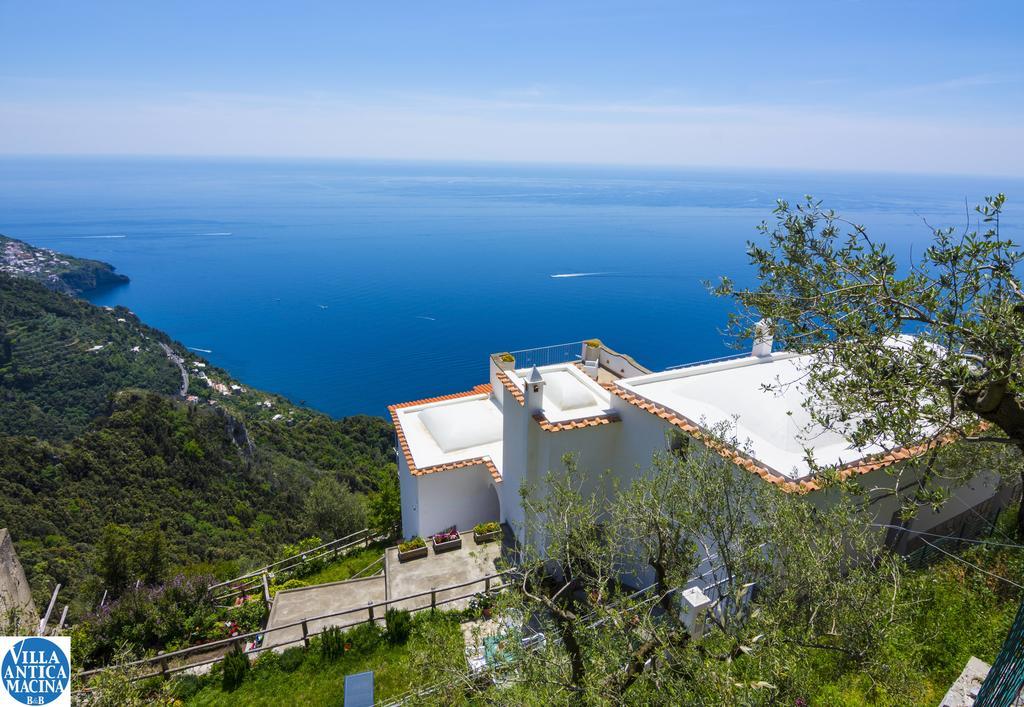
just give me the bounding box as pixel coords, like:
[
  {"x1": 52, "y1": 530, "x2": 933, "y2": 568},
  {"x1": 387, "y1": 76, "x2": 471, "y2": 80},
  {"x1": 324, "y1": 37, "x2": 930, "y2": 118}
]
[
  {"x1": 303, "y1": 475, "x2": 367, "y2": 539},
  {"x1": 713, "y1": 194, "x2": 1024, "y2": 534},
  {"x1": 466, "y1": 436, "x2": 903, "y2": 705}
]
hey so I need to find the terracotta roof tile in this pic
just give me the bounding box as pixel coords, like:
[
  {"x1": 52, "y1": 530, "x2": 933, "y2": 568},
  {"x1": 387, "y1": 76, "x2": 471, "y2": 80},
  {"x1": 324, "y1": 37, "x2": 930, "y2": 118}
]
[
  {"x1": 603, "y1": 381, "x2": 953, "y2": 494},
  {"x1": 388, "y1": 385, "x2": 502, "y2": 483},
  {"x1": 495, "y1": 370, "x2": 525, "y2": 405},
  {"x1": 531, "y1": 411, "x2": 621, "y2": 432},
  {"x1": 388, "y1": 384, "x2": 491, "y2": 411}
]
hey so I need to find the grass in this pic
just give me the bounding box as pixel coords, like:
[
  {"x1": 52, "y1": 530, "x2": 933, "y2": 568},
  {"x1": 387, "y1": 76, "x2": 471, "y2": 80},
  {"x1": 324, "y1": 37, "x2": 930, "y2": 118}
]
[
  {"x1": 803, "y1": 510, "x2": 1024, "y2": 706},
  {"x1": 179, "y1": 611, "x2": 467, "y2": 706},
  {"x1": 270, "y1": 542, "x2": 388, "y2": 595},
  {"x1": 136, "y1": 513, "x2": 1024, "y2": 706}
]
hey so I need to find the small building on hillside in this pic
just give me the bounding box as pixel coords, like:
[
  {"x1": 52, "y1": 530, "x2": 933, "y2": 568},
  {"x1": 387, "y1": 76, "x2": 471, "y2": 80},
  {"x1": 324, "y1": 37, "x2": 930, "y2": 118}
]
[{"x1": 388, "y1": 338, "x2": 1013, "y2": 567}]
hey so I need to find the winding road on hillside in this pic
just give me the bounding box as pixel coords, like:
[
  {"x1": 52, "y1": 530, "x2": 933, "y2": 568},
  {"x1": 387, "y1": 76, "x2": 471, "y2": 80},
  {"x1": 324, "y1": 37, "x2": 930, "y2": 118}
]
[{"x1": 159, "y1": 342, "x2": 189, "y2": 396}]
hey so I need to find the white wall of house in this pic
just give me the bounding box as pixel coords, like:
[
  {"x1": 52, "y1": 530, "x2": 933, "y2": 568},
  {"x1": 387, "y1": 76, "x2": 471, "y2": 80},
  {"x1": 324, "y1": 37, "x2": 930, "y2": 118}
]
[
  {"x1": 398, "y1": 452, "x2": 419, "y2": 540},
  {"x1": 415, "y1": 465, "x2": 501, "y2": 538},
  {"x1": 499, "y1": 384, "x2": 530, "y2": 536},
  {"x1": 399, "y1": 349, "x2": 1013, "y2": 577}
]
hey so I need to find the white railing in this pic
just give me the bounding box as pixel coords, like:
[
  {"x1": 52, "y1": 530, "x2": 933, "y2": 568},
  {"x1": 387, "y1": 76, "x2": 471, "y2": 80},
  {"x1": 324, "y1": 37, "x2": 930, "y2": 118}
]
[
  {"x1": 508, "y1": 341, "x2": 585, "y2": 370},
  {"x1": 664, "y1": 352, "x2": 751, "y2": 371}
]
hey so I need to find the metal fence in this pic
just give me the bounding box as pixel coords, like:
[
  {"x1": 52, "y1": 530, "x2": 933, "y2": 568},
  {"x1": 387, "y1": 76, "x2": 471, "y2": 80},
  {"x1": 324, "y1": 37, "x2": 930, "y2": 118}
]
[
  {"x1": 508, "y1": 341, "x2": 585, "y2": 370},
  {"x1": 664, "y1": 352, "x2": 751, "y2": 371},
  {"x1": 76, "y1": 569, "x2": 514, "y2": 684},
  {"x1": 209, "y1": 528, "x2": 376, "y2": 602}
]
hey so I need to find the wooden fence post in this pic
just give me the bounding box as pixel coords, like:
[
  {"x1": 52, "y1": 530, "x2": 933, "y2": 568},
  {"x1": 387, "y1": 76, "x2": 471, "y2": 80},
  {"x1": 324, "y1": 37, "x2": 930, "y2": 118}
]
[
  {"x1": 158, "y1": 651, "x2": 168, "y2": 681},
  {"x1": 430, "y1": 587, "x2": 436, "y2": 611},
  {"x1": 301, "y1": 619, "x2": 310, "y2": 648},
  {"x1": 485, "y1": 576, "x2": 490, "y2": 593},
  {"x1": 368, "y1": 601, "x2": 375, "y2": 623}
]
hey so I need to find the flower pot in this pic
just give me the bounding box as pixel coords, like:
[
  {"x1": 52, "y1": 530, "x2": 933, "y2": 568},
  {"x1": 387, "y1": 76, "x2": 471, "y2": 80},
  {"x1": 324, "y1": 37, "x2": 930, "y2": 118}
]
[
  {"x1": 473, "y1": 529, "x2": 502, "y2": 544},
  {"x1": 397, "y1": 545, "x2": 428, "y2": 562},
  {"x1": 432, "y1": 536, "x2": 463, "y2": 553}
]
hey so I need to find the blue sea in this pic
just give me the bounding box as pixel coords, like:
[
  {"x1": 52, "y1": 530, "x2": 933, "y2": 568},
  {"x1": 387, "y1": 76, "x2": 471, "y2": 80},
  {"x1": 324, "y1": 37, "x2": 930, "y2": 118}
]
[{"x1": 1, "y1": 157, "x2": 1020, "y2": 418}]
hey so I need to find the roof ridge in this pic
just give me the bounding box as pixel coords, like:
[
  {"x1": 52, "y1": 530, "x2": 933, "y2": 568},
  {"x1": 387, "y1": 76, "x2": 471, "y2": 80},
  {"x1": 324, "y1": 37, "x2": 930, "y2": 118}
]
[
  {"x1": 603, "y1": 381, "x2": 955, "y2": 493},
  {"x1": 388, "y1": 384, "x2": 492, "y2": 411},
  {"x1": 533, "y1": 411, "x2": 620, "y2": 432},
  {"x1": 495, "y1": 370, "x2": 525, "y2": 405}
]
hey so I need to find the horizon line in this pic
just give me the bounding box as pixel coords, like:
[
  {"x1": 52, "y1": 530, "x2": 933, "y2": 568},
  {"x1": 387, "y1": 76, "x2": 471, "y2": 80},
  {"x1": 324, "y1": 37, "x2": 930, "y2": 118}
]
[{"x1": 0, "y1": 152, "x2": 1021, "y2": 181}]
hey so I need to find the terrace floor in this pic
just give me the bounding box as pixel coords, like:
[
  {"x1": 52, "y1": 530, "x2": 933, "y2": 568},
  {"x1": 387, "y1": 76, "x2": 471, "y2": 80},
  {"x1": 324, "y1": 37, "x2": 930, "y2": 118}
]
[
  {"x1": 262, "y1": 530, "x2": 507, "y2": 652},
  {"x1": 264, "y1": 575, "x2": 386, "y2": 651},
  {"x1": 384, "y1": 531, "x2": 504, "y2": 611}
]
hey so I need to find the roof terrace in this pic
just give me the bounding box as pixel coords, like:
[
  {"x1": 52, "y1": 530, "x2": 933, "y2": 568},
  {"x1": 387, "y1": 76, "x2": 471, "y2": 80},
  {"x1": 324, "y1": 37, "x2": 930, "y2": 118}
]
[
  {"x1": 389, "y1": 386, "x2": 503, "y2": 481},
  {"x1": 616, "y1": 351, "x2": 888, "y2": 480}
]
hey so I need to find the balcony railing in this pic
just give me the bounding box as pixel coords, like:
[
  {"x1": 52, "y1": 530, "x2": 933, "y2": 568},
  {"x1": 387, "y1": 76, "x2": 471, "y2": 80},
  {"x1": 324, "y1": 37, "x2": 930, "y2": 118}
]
[
  {"x1": 664, "y1": 352, "x2": 751, "y2": 371},
  {"x1": 508, "y1": 341, "x2": 586, "y2": 370}
]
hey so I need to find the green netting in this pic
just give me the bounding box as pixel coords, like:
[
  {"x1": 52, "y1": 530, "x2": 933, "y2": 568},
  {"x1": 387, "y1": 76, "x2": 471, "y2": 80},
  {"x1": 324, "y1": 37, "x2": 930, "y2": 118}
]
[{"x1": 975, "y1": 597, "x2": 1024, "y2": 706}]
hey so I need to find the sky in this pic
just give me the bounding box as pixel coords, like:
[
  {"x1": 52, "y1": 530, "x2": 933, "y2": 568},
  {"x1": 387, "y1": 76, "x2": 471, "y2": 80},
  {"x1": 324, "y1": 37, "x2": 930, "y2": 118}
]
[{"x1": 1, "y1": 1, "x2": 1022, "y2": 175}]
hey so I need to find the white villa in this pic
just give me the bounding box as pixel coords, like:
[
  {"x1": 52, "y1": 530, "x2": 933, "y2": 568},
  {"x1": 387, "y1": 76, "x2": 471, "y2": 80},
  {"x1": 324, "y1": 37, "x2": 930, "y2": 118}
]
[{"x1": 389, "y1": 337, "x2": 1012, "y2": 562}]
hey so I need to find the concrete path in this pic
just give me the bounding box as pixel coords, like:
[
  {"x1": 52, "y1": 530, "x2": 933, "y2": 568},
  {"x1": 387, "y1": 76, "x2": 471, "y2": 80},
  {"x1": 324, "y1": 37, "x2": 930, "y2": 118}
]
[
  {"x1": 263, "y1": 575, "x2": 385, "y2": 651},
  {"x1": 260, "y1": 532, "x2": 504, "y2": 652}
]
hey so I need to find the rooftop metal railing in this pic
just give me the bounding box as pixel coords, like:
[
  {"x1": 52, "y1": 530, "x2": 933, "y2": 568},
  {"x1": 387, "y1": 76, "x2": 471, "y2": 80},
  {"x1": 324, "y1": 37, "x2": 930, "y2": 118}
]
[
  {"x1": 508, "y1": 341, "x2": 586, "y2": 370},
  {"x1": 664, "y1": 351, "x2": 752, "y2": 371}
]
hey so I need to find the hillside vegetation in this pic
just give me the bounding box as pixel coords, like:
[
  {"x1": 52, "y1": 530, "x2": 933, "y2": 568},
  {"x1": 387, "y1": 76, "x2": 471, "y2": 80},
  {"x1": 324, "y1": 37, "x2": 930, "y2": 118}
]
[{"x1": 0, "y1": 273, "x2": 394, "y2": 616}]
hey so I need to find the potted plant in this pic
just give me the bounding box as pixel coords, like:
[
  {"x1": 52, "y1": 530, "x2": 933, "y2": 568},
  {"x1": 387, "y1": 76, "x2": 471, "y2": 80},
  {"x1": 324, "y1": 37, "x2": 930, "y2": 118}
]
[
  {"x1": 432, "y1": 526, "x2": 462, "y2": 553},
  {"x1": 497, "y1": 352, "x2": 515, "y2": 370},
  {"x1": 397, "y1": 536, "x2": 427, "y2": 562},
  {"x1": 473, "y1": 521, "x2": 502, "y2": 544},
  {"x1": 583, "y1": 339, "x2": 602, "y2": 362}
]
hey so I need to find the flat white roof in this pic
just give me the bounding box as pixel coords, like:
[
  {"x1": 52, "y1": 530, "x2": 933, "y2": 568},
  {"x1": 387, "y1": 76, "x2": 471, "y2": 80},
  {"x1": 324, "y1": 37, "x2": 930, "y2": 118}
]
[
  {"x1": 507, "y1": 363, "x2": 615, "y2": 422},
  {"x1": 395, "y1": 395, "x2": 504, "y2": 472},
  {"x1": 618, "y1": 352, "x2": 885, "y2": 479}
]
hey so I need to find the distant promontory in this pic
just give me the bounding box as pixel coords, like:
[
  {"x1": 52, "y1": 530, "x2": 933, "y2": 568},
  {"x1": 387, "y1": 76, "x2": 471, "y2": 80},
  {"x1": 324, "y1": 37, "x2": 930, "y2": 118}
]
[{"x1": 0, "y1": 234, "x2": 129, "y2": 295}]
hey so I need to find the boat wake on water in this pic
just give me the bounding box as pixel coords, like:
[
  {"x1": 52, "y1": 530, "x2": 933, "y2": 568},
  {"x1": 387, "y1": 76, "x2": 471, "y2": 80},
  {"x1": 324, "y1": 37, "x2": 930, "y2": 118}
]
[{"x1": 550, "y1": 272, "x2": 611, "y2": 278}]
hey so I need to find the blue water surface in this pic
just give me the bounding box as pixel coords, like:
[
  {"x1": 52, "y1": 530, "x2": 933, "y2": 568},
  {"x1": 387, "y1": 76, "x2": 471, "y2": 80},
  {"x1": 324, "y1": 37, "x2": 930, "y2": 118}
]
[{"x1": 1, "y1": 157, "x2": 1020, "y2": 418}]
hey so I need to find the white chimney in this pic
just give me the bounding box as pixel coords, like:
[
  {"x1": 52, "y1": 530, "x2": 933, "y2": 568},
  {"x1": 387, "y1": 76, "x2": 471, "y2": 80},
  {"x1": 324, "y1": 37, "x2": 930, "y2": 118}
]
[
  {"x1": 679, "y1": 586, "x2": 712, "y2": 637},
  {"x1": 525, "y1": 366, "x2": 545, "y2": 415},
  {"x1": 751, "y1": 319, "x2": 773, "y2": 358}
]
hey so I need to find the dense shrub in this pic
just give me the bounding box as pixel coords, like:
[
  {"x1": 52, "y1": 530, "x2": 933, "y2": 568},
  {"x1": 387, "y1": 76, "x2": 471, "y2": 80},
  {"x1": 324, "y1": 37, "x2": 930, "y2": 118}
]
[
  {"x1": 385, "y1": 608, "x2": 412, "y2": 645},
  {"x1": 270, "y1": 578, "x2": 308, "y2": 595},
  {"x1": 304, "y1": 476, "x2": 367, "y2": 540},
  {"x1": 221, "y1": 645, "x2": 250, "y2": 692},
  {"x1": 73, "y1": 574, "x2": 216, "y2": 667},
  {"x1": 251, "y1": 649, "x2": 280, "y2": 672},
  {"x1": 320, "y1": 625, "x2": 344, "y2": 661},
  {"x1": 167, "y1": 673, "x2": 203, "y2": 700},
  {"x1": 278, "y1": 646, "x2": 306, "y2": 673},
  {"x1": 229, "y1": 597, "x2": 267, "y2": 633},
  {"x1": 343, "y1": 621, "x2": 383, "y2": 655}
]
